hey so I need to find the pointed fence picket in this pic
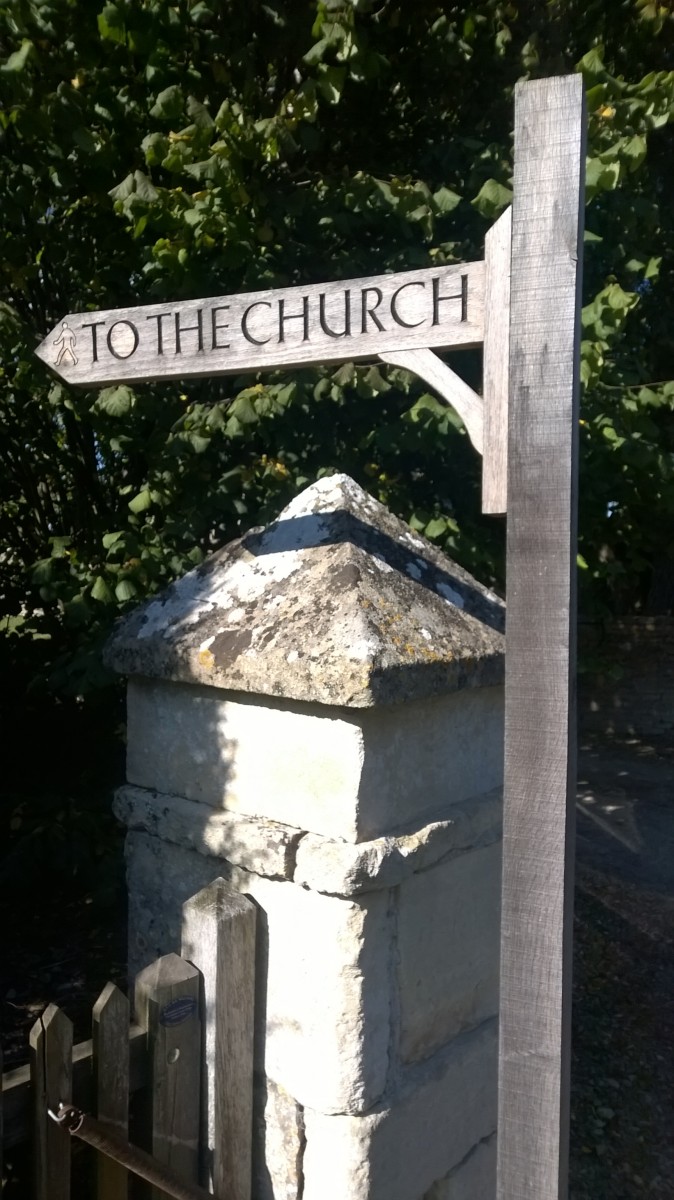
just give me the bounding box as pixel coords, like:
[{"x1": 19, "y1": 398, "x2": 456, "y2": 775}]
[
  {"x1": 93, "y1": 981, "x2": 130, "y2": 1199},
  {"x1": 135, "y1": 954, "x2": 202, "y2": 1197},
  {"x1": 0, "y1": 881, "x2": 256, "y2": 1200},
  {"x1": 30, "y1": 1003, "x2": 73, "y2": 1200}
]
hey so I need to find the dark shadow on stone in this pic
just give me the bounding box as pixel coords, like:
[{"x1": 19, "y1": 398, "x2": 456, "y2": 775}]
[
  {"x1": 366, "y1": 657, "x2": 504, "y2": 707},
  {"x1": 242, "y1": 512, "x2": 505, "y2": 635}
]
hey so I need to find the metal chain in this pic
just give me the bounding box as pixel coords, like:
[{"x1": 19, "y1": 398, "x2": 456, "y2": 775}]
[{"x1": 48, "y1": 1103, "x2": 221, "y2": 1200}]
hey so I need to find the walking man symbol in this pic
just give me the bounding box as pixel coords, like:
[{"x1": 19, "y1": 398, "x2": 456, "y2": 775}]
[{"x1": 53, "y1": 321, "x2": 78, "y2": 367}]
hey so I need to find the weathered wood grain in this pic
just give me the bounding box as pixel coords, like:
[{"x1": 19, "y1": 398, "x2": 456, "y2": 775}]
[
  {"x1": 2, "y1": 1025, "x2": 146, "y2": 1150},
  {"x1": 378, "y1": 347, "x2": 484, "y2": 454},
  {"x1": 35, "y1": 261, "x2": 485, "y2": 387},
  {"x1": 30, "y1": 1004, "x2": 73, "y2": 1200},
  {"x1": 482, "y1": 206, "x2": 512, "y2": 514},
  {"x1": 182, "y1": 880, "x2": 257, "y2": 1200},
  {"x1": 135, "y1": 954, "x2": 202, "y2": 1198},
  {"x1": 93, "y1": 982, "x2": 129, "y2": 1200},
  {"x1": 498, "y1": 75, "x2": 585, "y2": 1200}
]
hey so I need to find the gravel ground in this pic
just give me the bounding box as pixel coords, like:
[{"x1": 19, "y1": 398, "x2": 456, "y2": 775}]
[
  {"x1": 570, "y1": 736, "x2": 674, "y2": 1199},
  {"x1": 571, "y1": 868, "x2": 674, "y2": 1198}
]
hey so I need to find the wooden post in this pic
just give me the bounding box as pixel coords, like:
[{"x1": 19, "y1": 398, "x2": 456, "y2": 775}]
[
  {"x1": 1, "y1": 1044, "x2": 4, "y2": 1189},
  {"x1": 93, "y1": 982, "x2": 130, "y2": 1200},
  {"x1": 182, "y1": 880, "x2": 257, "y2": 1200},
  {"x1": 30, "y1": 1004, "x2": 73, "y2": 1200},
  {"x1": 498, "y1": 75, "x2": 585, "y2": 1200},
  {"x1": 482, "y1": 206, "x2": 512, "y2": 515},
  {"x1": 135, "y1": 954, "x2": 202, "y2": 1197}
]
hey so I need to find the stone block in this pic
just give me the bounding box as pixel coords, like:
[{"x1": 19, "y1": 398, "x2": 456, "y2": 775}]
[
  {"x1": 114, "y1": 783, "x2": 501, "y2": 897},
  {"x1": 126, "y1": 677, "x2": 504, "y2": 842},
  {"x1": 302, "y1": 1020, "x2": 497, "y2": 1200},
  {"x1": 113, "y1": 475, "x2": 505, "y2": 1200},
  {"x1": 126, "y1": 678, "x2": 367, "y2": 842},
  {"x1": 106, "y1": 474, "x2": 505, "y2": 710},
  {"x1": 423, "y1": 1136, "x2": 496, "y2": 1200},
  {"x1": 357, "y1": 688, "x2": 504, "y2": 839},
  {"x1": 253, "y1": 1079, "x2": 304, "y2": 1200},
  {"x1": 126, "y1": 833, "x2": 392, "y2": 1115},
  {"x1": 397, "y1": 843, "x2": 501, "y2": 1063},
  {"x1": 125, "y1": 827, "x2": 249, "y2": 980},
  {"x1": 114, "y1": 784, "x2": 299, "y2": 879},
  {"x1": 294, "y1": 788, "x2": 502, "y2": 896}
]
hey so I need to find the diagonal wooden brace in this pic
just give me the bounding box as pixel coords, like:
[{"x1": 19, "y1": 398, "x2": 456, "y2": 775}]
[
  {"x1": 379, "y1": 206, "x2": 511, "y2": 515},
  {"x1": 378, "y1": 347, "x2": 484, "y2": 454}
]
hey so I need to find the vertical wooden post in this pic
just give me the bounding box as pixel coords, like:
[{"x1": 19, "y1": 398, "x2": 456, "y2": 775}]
[
  {"x1": 498, "y1": 74, "x2": 585, "y2": 1200},
  {"x1": 93, "y1": 982, "x2": 130, "y2": 1200},
  {"x1": 482, "y1": 205, "x2": 512, "y2": 516},
  {"x1": 30, "y1": 1004, "x2": 73, "y2": 1200},
  {"x1": 182, "y1": 880, "x2": 257, "y2": 1200},
  {"x1": 135, "y1": 954, "x2": 202, "y2": 1198}
]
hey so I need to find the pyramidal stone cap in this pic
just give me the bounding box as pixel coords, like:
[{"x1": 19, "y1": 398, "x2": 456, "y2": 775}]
[{"x1": 105, "y1": 474, "x2": 505, "y2": 708}]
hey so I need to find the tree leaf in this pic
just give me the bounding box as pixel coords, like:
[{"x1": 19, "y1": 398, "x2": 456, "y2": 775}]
[
  {"x1": 1, "y1": 39, "x2": 35, "y2": 73},
  {"x1": 317, "y1": 64, "x2": 346, "y2": 104},
  {"x1": 141, "y1": 131, "x2": 170, "y2": 166},
  {"x1": 97, "y1": 4, "x2": 126, "y2": 45},
  {"x1": 425, "y1": 517, "x2": 447, "y2": 539},
  {"x1": 96, "y1": 385, "x2": 135, "y2": 417},
  {"x1": 186, "y1": 95, "x2": 214, "y2": 129},
  {"x1": 577, "y1": 47, "x2": 606, "y2": 81},
  {"x1": 108, "y1": 172, "x2": 135, "y2": 201},
  {"x1": 91, "y1": 575, "x2": 114, "y2": 603},
  {"x1": 433, "y1": 186, "x2": 461, "y2": 213},
  {"x1": 471, "y1": 179, "x2": 512, "y2": 219},
  {"x1": 133, "y1": 170, "x2": 159, "y2": 202},
  {"x1": 115, "y1": 578, "x2": 138, "y2": 601},
  {"x1": 150, "y1": 85, "x2": 184, "y2": 120},
  {"x1": 128, "y1": 489, "x2": 152, "y2": 513}
]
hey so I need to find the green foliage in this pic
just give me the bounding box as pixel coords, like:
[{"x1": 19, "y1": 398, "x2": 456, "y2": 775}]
[{"x1": 1, "y1": 0, "x2": 673, "y2": 718}]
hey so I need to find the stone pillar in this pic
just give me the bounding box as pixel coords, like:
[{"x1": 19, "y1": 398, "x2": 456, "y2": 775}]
[{"x1": 107, "y1": 474, "x2": 505, "y2": 1200}]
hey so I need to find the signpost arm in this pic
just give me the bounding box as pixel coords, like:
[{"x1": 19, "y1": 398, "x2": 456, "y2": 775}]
[{"x1": 498, "y1": 74, "x2": 585, "y2": 1200}]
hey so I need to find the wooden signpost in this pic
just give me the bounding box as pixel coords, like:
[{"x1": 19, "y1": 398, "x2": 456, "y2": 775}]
[
  {"x1": 498, "y1": 75, "x2": 585, "y2": 1200},
  {"x1": 37, "y1": 260, "x2": 485, "y2": 383},
  {"x1": 36, "y1": 75, "x2": 585, "y2": 1200}
]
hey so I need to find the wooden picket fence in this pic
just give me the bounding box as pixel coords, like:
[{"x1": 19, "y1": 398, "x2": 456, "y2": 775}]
[{"x1": 1, "y1": 880, "x2": 257, "y2": 1199}]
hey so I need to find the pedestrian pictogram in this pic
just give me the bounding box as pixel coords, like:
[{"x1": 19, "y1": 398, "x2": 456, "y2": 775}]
[{"x1": 53, "y1": 321, "x2": 78, "y2": 367}]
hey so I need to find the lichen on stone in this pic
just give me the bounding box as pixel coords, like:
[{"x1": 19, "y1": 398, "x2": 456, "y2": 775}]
[{"x1": 105, "y1": 474, "x2": 504, "y2": 707}]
